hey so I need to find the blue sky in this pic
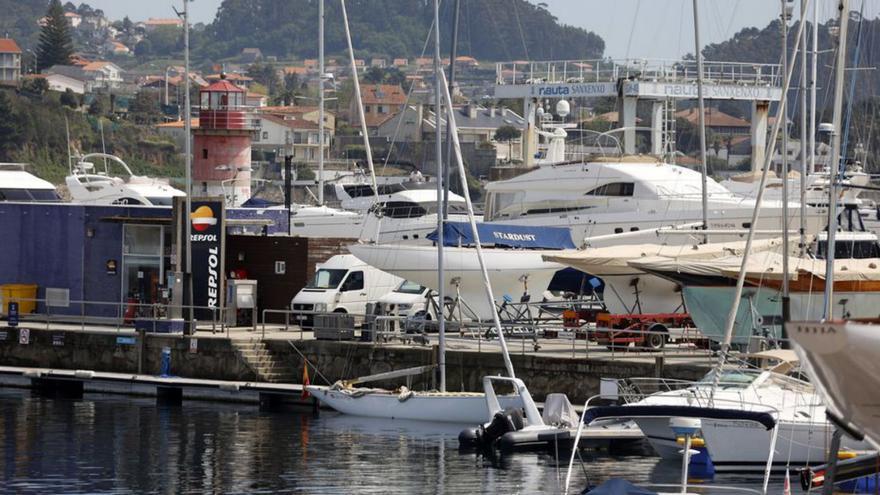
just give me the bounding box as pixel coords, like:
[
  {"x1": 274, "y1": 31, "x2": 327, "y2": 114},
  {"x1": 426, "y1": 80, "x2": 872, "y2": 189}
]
[{"x1": 80, "y1": 0, "x2": 880, "y2": 59}]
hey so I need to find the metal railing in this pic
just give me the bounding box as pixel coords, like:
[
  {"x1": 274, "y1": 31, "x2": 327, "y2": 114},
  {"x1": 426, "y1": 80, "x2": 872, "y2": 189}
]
[{"x1": 495, "y1": 58, "x2": 782, "y2": 87}]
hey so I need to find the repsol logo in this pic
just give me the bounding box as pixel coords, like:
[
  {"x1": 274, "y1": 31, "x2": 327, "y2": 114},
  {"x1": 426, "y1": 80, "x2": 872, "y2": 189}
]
[
  {"x1": 191, "y1": 234, "x2": 218, "y2": 242},
  {"x1": 207, "y1": 246, "x2": 219, "y2": 308}
]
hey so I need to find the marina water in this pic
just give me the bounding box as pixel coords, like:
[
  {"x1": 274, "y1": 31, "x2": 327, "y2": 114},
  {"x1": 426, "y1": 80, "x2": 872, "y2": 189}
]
[{"x1": 0, "y1": 389, "x2": 786, "y2": 494}]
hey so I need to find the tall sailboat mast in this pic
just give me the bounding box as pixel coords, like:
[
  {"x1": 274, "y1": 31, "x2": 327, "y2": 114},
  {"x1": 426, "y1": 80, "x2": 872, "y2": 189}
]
[
  {"x1": 709, "y1": 4, "x2": 811, "y2": 402},
  {"x1": 823, "y1": 0, "x2": 851, "y2": 319},
  {"x1": 317, "y1": 0, "x2": 325, "y2": 205},
  {"x1": 692, "y1": 0, "x2": 709, "y2": 243},
  {"x1": 799, "y1": 0, "x2": 808, "y2": 256},
  {"x1": 781, "y1": 0, "x2": 791, "y2": 326},
  {"x1": 433, "y1": 0, "x2": 447, "y2": 392}
]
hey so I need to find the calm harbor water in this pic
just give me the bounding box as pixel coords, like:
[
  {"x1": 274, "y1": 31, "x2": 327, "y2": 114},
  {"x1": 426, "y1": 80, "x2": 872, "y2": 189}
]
[{"x1": 0, "y1": 388, "x2": 784, "y2": 494}]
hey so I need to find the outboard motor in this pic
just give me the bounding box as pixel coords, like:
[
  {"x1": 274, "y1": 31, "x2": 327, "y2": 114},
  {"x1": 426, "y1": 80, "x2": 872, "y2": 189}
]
[{"x1": 459, "y1": 408, "x2": 525, "y2": 450}]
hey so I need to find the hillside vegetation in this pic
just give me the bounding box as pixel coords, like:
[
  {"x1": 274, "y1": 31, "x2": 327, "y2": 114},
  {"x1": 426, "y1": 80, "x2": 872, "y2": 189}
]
[{"x1": 197, "y1": 0, "x2": 605, "y2": 62}]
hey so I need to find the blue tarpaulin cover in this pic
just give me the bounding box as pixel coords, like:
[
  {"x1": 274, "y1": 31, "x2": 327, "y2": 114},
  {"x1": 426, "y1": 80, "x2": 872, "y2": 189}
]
[{"x1": 427, "y1": 222, "x2": 576, "y2": 250}]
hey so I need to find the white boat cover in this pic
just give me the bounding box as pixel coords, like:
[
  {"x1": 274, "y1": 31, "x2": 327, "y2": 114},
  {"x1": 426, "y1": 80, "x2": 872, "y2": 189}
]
[
  {"x1": 631, "y1": 252, "x2": 880, "y2": 283},
  {"x1": 541, "y1": 393, "x2": 579, "y2": 428},
  {"x1": 543, "y1": 238, "x2": 782, "y2": 276}
]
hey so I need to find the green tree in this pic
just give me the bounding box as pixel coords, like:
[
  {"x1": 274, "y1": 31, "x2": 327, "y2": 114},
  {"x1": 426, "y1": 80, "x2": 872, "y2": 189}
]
[
  {"x1": 36, "y1": 0, "x2": 74, "y2": 71},
  {"x1": 88, "y1": 97, "x2": 105, "y2": 116},
  {"x1": 0, "y1": 91, "x2": 21, "y2": 161},
  {"x1": 494, "y1": 125, "x2": 521, "y2": 163},
  {"x1": 60, "y1": 89, "x2": 78, "y2": 108},
  {"x1": 246, "y1": 62, "x2": 280, "y2": 95}
]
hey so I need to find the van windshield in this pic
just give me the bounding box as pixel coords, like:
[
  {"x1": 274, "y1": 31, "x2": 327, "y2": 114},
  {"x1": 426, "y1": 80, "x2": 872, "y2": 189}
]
[
  {"x1": 395, "y1": 280, "x2": 425, "y2": 294},
  {"x1": 307, "y1": 269, "x2": 348, "y2": 289}
]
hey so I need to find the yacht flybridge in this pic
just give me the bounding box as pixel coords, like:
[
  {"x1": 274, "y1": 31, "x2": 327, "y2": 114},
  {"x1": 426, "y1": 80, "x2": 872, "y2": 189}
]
[
  {"x1": 65, "y1": 152, "x2": 185, "y2": 206},
  {"x1": 0, "y1": 163, "x2": 61, "y2": 202}
]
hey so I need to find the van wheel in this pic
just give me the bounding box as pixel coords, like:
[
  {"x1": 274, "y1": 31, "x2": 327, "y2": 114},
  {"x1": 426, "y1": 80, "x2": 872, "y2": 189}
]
[{"x1": 333, "y1": 308, "x2": 347, "y2": 314}]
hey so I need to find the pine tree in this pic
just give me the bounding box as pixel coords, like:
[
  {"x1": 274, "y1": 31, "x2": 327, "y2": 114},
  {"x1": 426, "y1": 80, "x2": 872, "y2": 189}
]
[{"x1": 37, "y1": 0, "x2": 74, "y2": 72}]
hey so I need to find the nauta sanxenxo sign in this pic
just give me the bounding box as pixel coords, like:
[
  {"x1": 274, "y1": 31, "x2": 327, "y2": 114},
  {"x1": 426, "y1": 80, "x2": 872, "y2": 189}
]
[{"x1": 188, "y1": 199, "x2": 225, "y2": 320}]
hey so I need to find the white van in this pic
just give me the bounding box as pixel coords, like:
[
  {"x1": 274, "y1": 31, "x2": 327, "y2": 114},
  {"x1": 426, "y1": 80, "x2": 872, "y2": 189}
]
[
  {"x1": 378, "y1": 279, "x2": 434, "y2": 319},
  {"x1": 291, "y1": 254, "x2": 402, "y2": 326}
]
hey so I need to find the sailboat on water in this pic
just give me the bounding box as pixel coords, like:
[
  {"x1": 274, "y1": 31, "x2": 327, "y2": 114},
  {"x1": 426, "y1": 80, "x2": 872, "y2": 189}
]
[{"x1": 306, "y1": 0, "x2": 529, "y2": 423}]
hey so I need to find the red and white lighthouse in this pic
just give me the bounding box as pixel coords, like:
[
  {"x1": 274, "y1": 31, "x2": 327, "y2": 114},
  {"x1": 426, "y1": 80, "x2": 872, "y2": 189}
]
[{"x1": 192, "y1": 77, "x2": 254, "y2": 206}]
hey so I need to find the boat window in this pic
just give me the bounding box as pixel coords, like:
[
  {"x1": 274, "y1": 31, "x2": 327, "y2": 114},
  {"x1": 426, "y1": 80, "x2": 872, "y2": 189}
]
[
  {"x1": 585, "y1": 182, "x2": 634, "y2": 197},
  {"x1": 307, "y1": 269, "x2": 348, "y2": 289},
  {"x1": 696, "y1": 370, "x2": 759, "y2": 389},
  {"x1": 28, "y1": 189, "x2": 61, "y2": 201},
  {"x1": 341, "y1": 271, "x2": 364, "y2": 292},
  {"x1": 343, "y1": 183, "x2": 404, "y2": 198},
  {"x1": 0, "y1": 188, "x2": 60, "y2": 201},
  {"x1": 145, "y1": 197, "x2": 174, "y2": 206},
  {"x1": 396, "y1": 280, "x2": 425, "y2": 294},
  {"x1": 383, "y1": 201, "x2": 427, "y2": 219}
]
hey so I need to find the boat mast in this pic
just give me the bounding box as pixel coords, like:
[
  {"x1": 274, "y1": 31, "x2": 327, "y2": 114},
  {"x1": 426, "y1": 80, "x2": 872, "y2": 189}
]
[
  {"x1": 809, "y1": 0, "x2": 818, "y2": 176},
  {"x1": 340, "y1": 0, "x2": 378, "y2": 199},
  {"x1": 799, "y1": 0, "x2": 808, "y2": 256},
  {"x1": 781, "y1": 0, "x2": 791, "y2": 325},
  {"x1": 182, "y1": 0, "x2": 193, "y2": 327},
  {"x1": 444, "y1": 0, "x2": 461, "y2": 219},
  {"x1": 823, "y1": 0, "x2": 851, "y2": 319},
  {"x1": 433, "y1": 0, "x2": 446, "y2": 392},
  {"x1": 317, "y1": 0, "x2": 325, "y2": 205},
  {"x1": 438, "y1": 69, "x2": 516, "y2": 379},
  {"x1": 692, "y1": 0, "x2": 709, "y2": 243},
  {"x1": 709, "y1": 4, "x2": 811, "y2": 403}
]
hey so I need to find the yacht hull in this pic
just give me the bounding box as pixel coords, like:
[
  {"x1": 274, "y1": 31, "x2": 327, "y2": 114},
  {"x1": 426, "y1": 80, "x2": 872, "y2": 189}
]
[
  {"x1": 306, "y1": 386, "x2": 523, "y2": 424},
  {"x1": 348, "y1": 243, "x2": 562, "y2": 319},
  {"x1": 791, "y1": 321, "x2": 880, "y2": 448}
]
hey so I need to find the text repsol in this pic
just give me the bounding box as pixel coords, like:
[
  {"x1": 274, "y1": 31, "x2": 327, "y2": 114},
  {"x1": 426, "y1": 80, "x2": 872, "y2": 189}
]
[{"x1": 207, "y1": 247, "x2": 219, "y2": 308}]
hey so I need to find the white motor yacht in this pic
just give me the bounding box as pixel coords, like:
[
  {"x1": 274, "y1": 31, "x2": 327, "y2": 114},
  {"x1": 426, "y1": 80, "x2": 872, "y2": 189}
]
[
  {"x1": 0, "y1": 163, "x2": 61, "y2": 202},
  {"x1": 65, "y1": 153, "x2": 185, "y2": 206},
  {"x1": 621, "y1": 361, "x2": 870, "y2": 471},
  {"x1": 484, "y1": 154, "x2": 826, "y2": 247}
]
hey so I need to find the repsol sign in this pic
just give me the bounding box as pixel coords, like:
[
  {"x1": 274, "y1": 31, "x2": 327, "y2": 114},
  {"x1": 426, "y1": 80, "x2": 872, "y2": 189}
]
[{"x1": 185, "y1": 200, "x2": 225, "y2": 319}]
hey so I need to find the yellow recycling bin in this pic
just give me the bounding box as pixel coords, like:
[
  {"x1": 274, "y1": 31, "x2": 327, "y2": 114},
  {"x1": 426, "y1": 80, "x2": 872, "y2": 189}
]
[{"x1": 0, "y1": 284, "x2": 38, "y2": 315}]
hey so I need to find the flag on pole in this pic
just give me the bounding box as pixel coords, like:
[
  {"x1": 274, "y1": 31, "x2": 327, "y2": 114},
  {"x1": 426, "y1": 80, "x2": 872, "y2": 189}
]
[{"x1": 301, "y1": 364, "x2": 311, "y2": 399}]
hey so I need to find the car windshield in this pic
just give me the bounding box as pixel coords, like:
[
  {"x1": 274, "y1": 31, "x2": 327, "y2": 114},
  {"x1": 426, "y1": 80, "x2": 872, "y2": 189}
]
[
  {"x1": 307, "y1": 269, "x2": 348, "y2": 289},
  {"x1": 395, "y1": 280, "x2": 425, "y2": 294}
]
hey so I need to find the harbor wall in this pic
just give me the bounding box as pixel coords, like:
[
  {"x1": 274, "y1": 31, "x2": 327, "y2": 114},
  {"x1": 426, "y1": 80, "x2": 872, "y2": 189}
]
[{"x1": 0, "y1": 327, "x2": 710, "y2": 403}]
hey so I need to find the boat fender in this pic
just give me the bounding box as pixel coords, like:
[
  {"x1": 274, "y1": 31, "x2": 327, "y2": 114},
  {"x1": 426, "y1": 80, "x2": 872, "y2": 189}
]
[{"x1": 398, "y1": 387, "x2": 414, "y2": 402}]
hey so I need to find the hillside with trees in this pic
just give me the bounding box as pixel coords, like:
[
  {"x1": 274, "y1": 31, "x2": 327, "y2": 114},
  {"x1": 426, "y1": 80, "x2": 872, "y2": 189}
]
[
  {"x1": 196, "y1": 0, "x2": 605, "y2": 62},
  {"x1": 697, "y1": 14, "x2": 880, "y2": 169}
]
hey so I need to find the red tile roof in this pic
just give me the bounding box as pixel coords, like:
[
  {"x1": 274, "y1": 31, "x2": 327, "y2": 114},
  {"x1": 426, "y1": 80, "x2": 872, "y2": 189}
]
[
  {"x1": 675, "y1": 107, "x2": 750, "y2": 128},
  {"x1": 360, "y1": 84, "x2": 406, "y2": 105},
  {"x1": 0, "y1": 39, "x2": 21, "y2": 54}
]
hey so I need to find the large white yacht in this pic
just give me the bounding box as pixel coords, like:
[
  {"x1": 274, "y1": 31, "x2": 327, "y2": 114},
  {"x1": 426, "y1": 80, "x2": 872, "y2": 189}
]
[
  {"x1": 0, "y1": 163, "x2": 61, "y2": 202},
  {"x1": 65, "y1": 153, "x2": 185, "y2": 206},
  {"x1": 484, "y1": 154, "x2": 826, "y2": 247},
  {"x1": 290, "y1": 183, "x2": 471, "y2": 242}
]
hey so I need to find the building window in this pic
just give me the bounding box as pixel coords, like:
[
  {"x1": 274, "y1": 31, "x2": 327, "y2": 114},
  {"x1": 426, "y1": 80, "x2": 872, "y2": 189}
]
[
  {"x1": 202, "y1": 149, "x2": 208, "y2": 159},
  {"x1": 262, "y1": 131, "x2": 268, "y2": 140}
]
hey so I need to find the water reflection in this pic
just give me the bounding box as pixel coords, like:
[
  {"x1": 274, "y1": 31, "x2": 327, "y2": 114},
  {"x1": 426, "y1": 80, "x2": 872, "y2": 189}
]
[{"x1": 0, "y1": 389, "x2": 783, "y2": 494}]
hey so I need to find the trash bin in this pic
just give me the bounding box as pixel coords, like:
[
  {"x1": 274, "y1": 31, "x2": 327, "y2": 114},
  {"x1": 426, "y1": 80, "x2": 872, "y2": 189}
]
[{"x1": 0, "y1": 284, "x2": 38, "y2": 316}]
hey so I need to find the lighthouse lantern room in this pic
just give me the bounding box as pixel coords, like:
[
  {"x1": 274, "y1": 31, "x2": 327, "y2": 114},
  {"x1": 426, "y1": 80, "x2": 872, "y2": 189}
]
[{"x1": 192, "y1": 76, "x2": 254, "y2": 207}]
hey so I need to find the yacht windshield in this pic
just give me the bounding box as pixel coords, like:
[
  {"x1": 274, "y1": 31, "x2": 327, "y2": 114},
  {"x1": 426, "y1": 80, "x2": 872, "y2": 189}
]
[
  {"x1": 307, "y1": 269, "x2": 348, "y2": 289},
  {"x1": 695, "y1": 369, "x2": 760, "y2": 389},
  {"x1": 145, "y1": 197, "x2": 174, "y2": 206},
  {"x1": 395, "y1": 280, "x2": 425, "y2": 294}
]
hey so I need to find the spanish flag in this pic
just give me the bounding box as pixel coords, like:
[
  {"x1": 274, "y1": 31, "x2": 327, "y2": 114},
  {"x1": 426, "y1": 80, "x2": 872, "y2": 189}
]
[{"x1": 301, "y1": 364, "x2": 311, "y2": 399}]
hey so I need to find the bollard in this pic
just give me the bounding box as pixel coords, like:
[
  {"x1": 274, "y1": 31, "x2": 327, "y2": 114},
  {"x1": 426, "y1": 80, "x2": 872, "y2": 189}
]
[{"x1": 160, "y1": 346, "x2": 172, "y2": 377}]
